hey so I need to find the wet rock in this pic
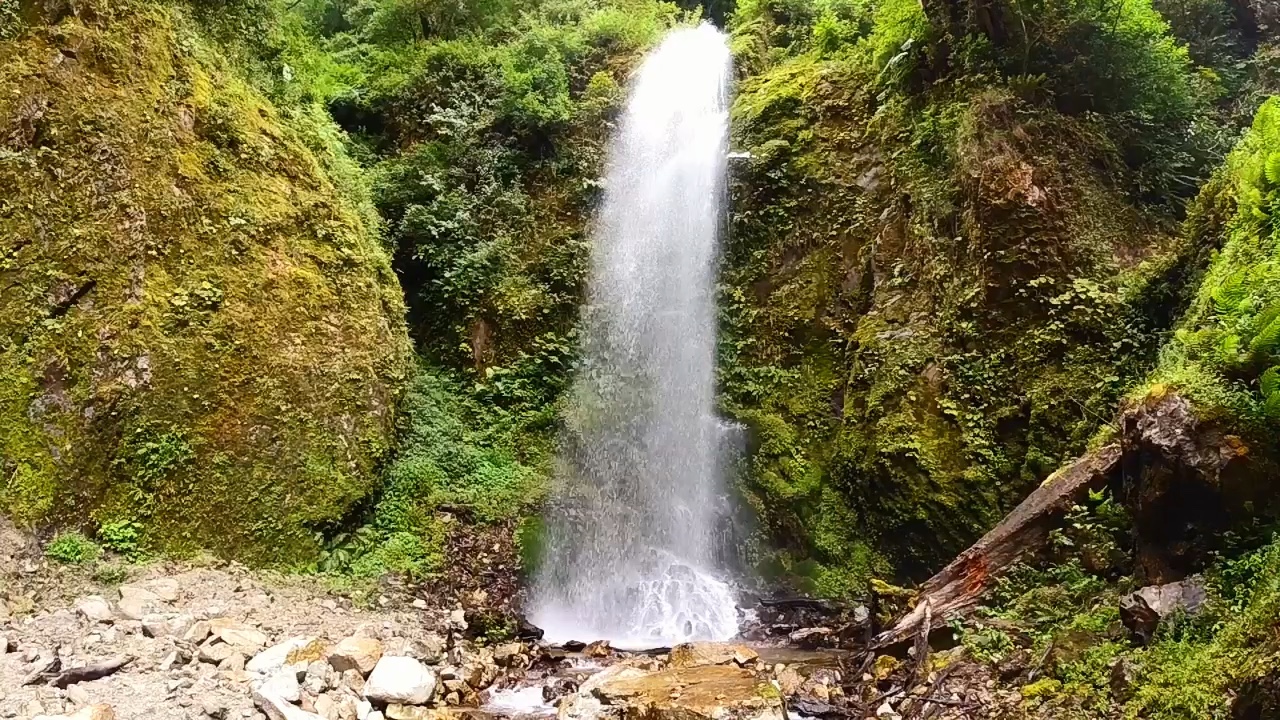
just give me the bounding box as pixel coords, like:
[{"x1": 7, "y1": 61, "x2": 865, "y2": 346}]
[
  {"x1": 516, "y1": 617, "x2": 544, "y2": 641},
  {"x1": 787, "y1": 628, "x2": 833, "y2": 649},
  {"x1": 1120, "y1": 576, "x2": 1207, "y2": 644},
  {"x1": 582, "y1": 640, "x2": 611, "y2": 658},
  {"x1": 491, "y1": 643, "x2": 524, "y2": 667},
  {"x1": 561, "y1": 641, "x2": 586, "y2": 652},
  {"x1": 76, "y1": 596, "x2": 114, "y2": 624},
  {"x1": 542, "y1": 677, "x2": 579, "y2": 704},
  {"x1": 329, "y1": 637, "x2": 383, "y2": 676},
  {"x1": 668, "y1": 643, "x2": 759, "y2": 669},
  {"x1": 558, "y1": 664, "x2": 784, "y2": 720},
  {"x1": 384, "y1": 706, "x2": 450, "y2": 720},
  {"x1": 364, "y1": 657, "x2": 436, "y2": 705}
]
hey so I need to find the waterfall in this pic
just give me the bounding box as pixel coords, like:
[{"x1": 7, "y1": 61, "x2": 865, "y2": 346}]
[{"x1": 530, "y1": 24, "x2": 738, "y2": 648}]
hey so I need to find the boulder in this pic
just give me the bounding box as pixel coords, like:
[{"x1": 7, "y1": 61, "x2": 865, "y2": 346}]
[
  {"x1": 559, "y1": 664, "x2": 784, "y2": 720},
  {"x1": 141, "y1": 578, "x2": 181, "y2": 602},
  {"x1": 258, "y1": 669, "x2": 304, "y2": 703},
  {"x1": 364, "y1": 657, "x2": 436, "y2": 706},
  {"x1": 787, "y1": 628, "x2": 833, "y2": 649},
  {"x1": 329, "y1": 637, "x2": 384, "y2": 676},
  {"x1": 1120, "y1": 576, "x2": 1207, "y2": 644},
  {"x1": 668, "y1": 643, "x2": 759, "y2": 669},
  {"x1": 583, "y1": 640, "x2": 612, "y2": 658},
  {"x1": 76, "y1": 596, "x2": 114, "y2": 624},
  {"x1": 141, "y1": 613, "x2": 194, "y2": 638},
  {"x1": 199, "y1": 642, "x2": 235, "y2": 665}
]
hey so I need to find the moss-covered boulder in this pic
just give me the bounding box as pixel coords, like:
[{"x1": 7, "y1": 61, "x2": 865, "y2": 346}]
[{"x1": 0, "y1": 0, "x2": 411, "y2": 562}]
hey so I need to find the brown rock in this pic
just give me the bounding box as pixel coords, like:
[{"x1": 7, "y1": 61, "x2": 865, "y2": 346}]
[
  {"x1": 559, "y1": 664, "x2": 784, "y2": 720},
  {"x1": 328, "y1": 637, "x2": 383, "y2": 676}
]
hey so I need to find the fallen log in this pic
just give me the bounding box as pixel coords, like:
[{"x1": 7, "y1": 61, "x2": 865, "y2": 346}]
[
  {"x1": 872, "y1": 443, "x2": 1123, "y2": 648},
  {"x1": 50, "y1": 655, "x2": 134, "y2": 688}
]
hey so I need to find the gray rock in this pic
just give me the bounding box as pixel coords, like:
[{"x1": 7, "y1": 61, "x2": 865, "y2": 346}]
[
  {"x1": 247, "y1": 636, "x2": 322, "y2": 676},
  {"x1": 258, "y1": 670, "x2": 302, "y2": 703},
  {"x1": 1120, "y1": 576, "x2": 1206, "y2": 644},
  {"x1": 363, "y1": 657, "x2": 435, "y2": 705},
  {"x1": 199, "y1": 642, "x2": 235, "y2": 665},
  {"x1": 303, "y1": 660, "x2": 332, "y2": 693},
  {"x1": 76, "y1": 596, "x2": 114, "y2": 624}
]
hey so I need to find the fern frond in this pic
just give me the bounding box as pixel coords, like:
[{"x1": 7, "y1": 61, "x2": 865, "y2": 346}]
[
  {"x1": 1212, "y1": 270, "x2": 1250, "y2": 315},
  {"x1": 1261, "y1": 366, "x2": 1280, "y2": 398},
  {"x1": 1250, "y1": 310, "x2": 1280, "y2": 358},
  {"x1": 1265, "y1": 391, "x2": 1280, "y2": 422},
  {"x1": 1217, "y1": 333, "x2": 1243, "y2": 366},
  {"x1": 1266, "y1": 152, "x2": 1280, "y2": 187}
]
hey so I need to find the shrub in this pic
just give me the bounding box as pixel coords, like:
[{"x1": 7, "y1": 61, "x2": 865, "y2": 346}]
[{"x1": 45, "y1": 533, "x2": 101, "y2": 565}]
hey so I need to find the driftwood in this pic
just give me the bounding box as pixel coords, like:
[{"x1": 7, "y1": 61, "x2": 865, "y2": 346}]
[
  {"x1": 873, "y1": 443, "x2": 1123, "y2": 648},
  {"x1": 50, "y1": 655, "x2": 134, "y2": 688}
]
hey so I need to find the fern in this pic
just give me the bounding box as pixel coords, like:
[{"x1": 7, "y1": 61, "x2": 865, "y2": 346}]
[
  {"x1": 1217, "y1": 333, "x2": 1243, "y2": 366},
  {"x1": 1266, "y1": 152, "x2": 1280, "y2": 187},
  {"x1": 1262, "y1": 366, "x2": 1280, "y2": 398},
  {"x1": 1212, "y1": 270, "x2": 1250, "y2": 315},
  {"x1": 1250, "y1": 309, "x2": 1280, "y2": 358},
  {"x1": 1265, "y1": 391, "x2": 1280, "y2": 422}
]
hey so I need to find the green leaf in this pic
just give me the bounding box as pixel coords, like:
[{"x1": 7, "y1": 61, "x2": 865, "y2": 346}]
[
  {"x1": 1266, "y1": 152, "x2": 1280, "y2": 186},
  {"x1": 1261, "y1": 366, "x2": 1280, "y2": 398}
]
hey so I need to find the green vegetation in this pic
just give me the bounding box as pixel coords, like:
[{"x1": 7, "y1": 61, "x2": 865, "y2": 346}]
[{"x1": 45, "y1": 532, "x2": 102, "y2": 565}]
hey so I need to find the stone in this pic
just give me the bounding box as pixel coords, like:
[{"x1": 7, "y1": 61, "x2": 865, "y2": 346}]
[
  {"x1": 259, "y1": 670, "x2": 303, "y2": 703},
  {"x1": 76, "y1": 596, "x2": 114, "y2": 624},
  {"x1": 356, "y1": 700, "x2": 372, "y2": 720},
  {"x1": 559, "y1": 665, "x2": 783, "y2": 720},
  {"x1": 184, "y1": 621, "x2": 213, "y2": 644},
  {"x1": 1120, "y1": 576, "x2": 1207, "y2": 644},
  {"x1": 248, "y1": 637, "x2": 326, "y2": 676},
  {"x1": 668, "y1": 643, "x2": 759, "y2": 669},
  {"x1": 203, "y1": 699, "x2": 229, "y2": 719},
  {"x1": 33, "y1": 705, "x2": 116, "y2": 720},
  {"x1": 329, "y1": 637, "x2": 383, "y2": 676},
  {"x1": 253, "y1": 690, "x2": 324, "y2": 720},
  {"x1": 200, "y1": 642, "x2": 235, "y2": 665},
  {"x1": 142, "y1": 613, "x2": 195, "y2": 638},
  {"x1": 491, "y1": 643, "x2": 524, "y2": 667},
  {"x1": 364, "y1": 657, "x2": 436, "y2": 705},
  {"x1": 143, "y1": 578, "x2": 181, "y2": 603},
  {"x1": 787, "y1": 628, "x2": 833, "y2": 649},
  {"x1": 368, "y1": 714, "x2": 384, "y2": 720},
  {"x1": 66, "y1": 684, "x2": 91, "y2": 706},
  {"x1": 582, "y1": 640, "x2": 612, "y2": 658},
  {"x1": 384, "y1": 706, "x2": 450, "y2": 720},
  {"x1": 304, "y1": 660, "x2": 333, "y2": 693},
  {"x1": 340, "y1": 669, "x2": 366, "y2": 695},
  {"x1": 312, "y1": 695, "x2": 336, "y2": 720},
  {"x1": 211, "y1": 619, "x2": 270, "y2": 649},
  {"x1": 117, "y1": 586, "x2": 162, "y2": 620},
  {"x1": 0, "y1": 634, "x2": 12, "y2": 653},
  {"x1": 220, "y1": 652, "x2": 248, "y2": 673}
]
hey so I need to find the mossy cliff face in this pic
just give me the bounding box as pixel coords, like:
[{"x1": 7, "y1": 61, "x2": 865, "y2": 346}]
[
  {"x1": 0, "y1": 0, "x2": 411, "y2": 561},
  {"x1": 719, "y1": 0, "x2": 1231, "y2": 592}
]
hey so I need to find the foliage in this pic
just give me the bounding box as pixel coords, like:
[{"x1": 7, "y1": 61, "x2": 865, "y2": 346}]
[
  {"x1": 45, "y1": 533, "x2": 102, "y2": 565},
  {"x1": 98, "y1": 520, "x2": 146, "y2": 561}
]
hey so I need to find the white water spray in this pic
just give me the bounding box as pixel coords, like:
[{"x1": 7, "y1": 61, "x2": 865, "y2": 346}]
[{"x1": 530, "y1": 24, "x2": 738, "y2": 648}]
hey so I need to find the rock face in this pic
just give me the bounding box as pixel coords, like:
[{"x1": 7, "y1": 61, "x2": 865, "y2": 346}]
[
  {"x1": 559, "y1": 664, "x2": 784, "y2": 720},
  {"x1": 364, "y1": 657, "x2": 436, "y2": 705},
  {"x1": 0, "y1": 0, "x2": 411, "y2": 562}
]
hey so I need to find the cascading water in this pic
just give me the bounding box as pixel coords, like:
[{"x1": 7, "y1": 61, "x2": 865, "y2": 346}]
[{"x1": 530, "y1": 24, "x2": 738, "y2": 648}]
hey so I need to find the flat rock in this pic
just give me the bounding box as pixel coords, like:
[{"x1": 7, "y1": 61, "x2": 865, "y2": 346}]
[
  {"x1": 258, "y1": 670, "x2": 303, "y2": 703},
  {"x1": 76, "y1": 596, "x2": 114, "y2": 623},
  {"x1": 210, "y1": 618, "x2": 270, "y2": 649},
  {"x1": 364, "y1": 657, "x2": 436, "y2": 705},
  {"x1": 117, "y1": 586, "x2": 161, "y2": 620},
  {"x1": 668, "y1": 643, "x2": 759, "y2": 669},
  {"x1": 329, "y1": 637, "x2": 383, "y2": 676},
  {"x1": 248, "y1": 636, "x2": 326, "y2": 676},
  {"x1": 559, "y1": 664, "x2": 783, "y2": 720}
]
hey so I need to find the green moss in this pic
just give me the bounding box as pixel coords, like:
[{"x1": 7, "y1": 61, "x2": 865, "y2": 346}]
[{"x1": 0, "y1": 0, "x2": 411, "y2": 563}]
